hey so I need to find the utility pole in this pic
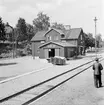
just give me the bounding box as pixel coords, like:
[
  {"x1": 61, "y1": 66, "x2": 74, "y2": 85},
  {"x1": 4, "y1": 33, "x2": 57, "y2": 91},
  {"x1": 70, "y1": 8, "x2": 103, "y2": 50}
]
[
  {"x1": 12, "y1": 28, "x2": 15, "y2": 58},
  {"x1": 94, "y1": 17, "x2": 97, "y2": 58}
]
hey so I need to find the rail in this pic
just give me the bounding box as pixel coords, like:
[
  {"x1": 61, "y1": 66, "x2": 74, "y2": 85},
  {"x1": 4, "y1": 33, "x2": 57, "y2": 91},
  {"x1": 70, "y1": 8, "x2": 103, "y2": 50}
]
[{"x1": 0, "y1": 57, "x2": 103, "y2": 104}]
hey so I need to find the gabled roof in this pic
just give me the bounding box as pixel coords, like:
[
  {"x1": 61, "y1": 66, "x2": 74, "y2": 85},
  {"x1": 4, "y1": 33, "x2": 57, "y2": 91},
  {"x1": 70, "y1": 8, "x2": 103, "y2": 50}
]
[
  {"x1": 65, "y1": 28, "x2": 82, "y2": 39},
  {"x1": 39, "y1": 41, "x2": 76, "y2": 48},
  {"x1": 55, "y1": 42, "x2": 77, "y2": 47},
  {"x1": 44, "y1": 28, "x2": 64, "y2": 36},
  {"x1": 31, "y1": 31, "x2": 46, "y2": 41},
  {"x1": 51, "y1": 28, "x2": 64, "y2": 35},
  {"x1": 31, "y1": 28, "x2": 83, "y2": 41}
]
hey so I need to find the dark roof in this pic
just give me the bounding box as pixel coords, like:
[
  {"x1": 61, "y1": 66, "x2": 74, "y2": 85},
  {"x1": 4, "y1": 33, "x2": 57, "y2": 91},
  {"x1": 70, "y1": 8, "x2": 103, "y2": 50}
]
[
  {"x1": 44, "y1": 28, "x2": 64, "y2": 36},
  {"x1": 31, "y1": 31, "x2": 46, "y2": 41},
  {"x1": 65, "y1": 28, "x2": 82, "y2": 39},
  {"x1": 52, "y1": 28, "x2": 64, "y2": 35},
  {"x1": 55, "y1": 42, "x2": 77, "y2": 47},
  {"x1": 39, "y1": 41, "x2": 76, "y2": 48},
  {"x1": 31, "y1": 28, "x2": 83, "y2": 41}
]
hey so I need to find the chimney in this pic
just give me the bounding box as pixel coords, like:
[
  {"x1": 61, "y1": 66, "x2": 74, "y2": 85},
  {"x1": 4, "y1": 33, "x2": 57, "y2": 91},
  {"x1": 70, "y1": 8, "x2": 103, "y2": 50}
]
[
  {"x1": 64, "y1": 25, "x2": 71, "y2": 30},
  {"x1": 48, "y1": 27, "x2": 51, "y2": 30}
]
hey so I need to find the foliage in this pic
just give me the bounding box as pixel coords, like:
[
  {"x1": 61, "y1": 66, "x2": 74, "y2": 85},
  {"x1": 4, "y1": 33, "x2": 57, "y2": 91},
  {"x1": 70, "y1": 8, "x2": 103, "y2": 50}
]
[
  {"x1": 88, "y1": 33, "x2": 95, "y2": 47},
  {"x1": 96, "y1": 33, "x2": 102, "y2": 47},
  {"x1": 26, "y1": 23, "x2": 35, "y2": 42},
  {"x1": 0, "y1": 43, "x2": 12, "y2": 58},
  {"x1": 51, "y1": 22, "x2": 65, "y2": 30},
  {"x1": 84, "y1": 33, "x2": 95, "y2": 49},
  {"x1": 33, "y1": 12, "x2": 50, "y2": 31},
  {"x1": 16, "y1": 18, "x2": 27, "y2": 42},
  {"x1": 0, "y1": 17, "x2": 6, "y2": 41},
  {"x1": 16, "y1": 49, "x2": 26, "y2": 56}
]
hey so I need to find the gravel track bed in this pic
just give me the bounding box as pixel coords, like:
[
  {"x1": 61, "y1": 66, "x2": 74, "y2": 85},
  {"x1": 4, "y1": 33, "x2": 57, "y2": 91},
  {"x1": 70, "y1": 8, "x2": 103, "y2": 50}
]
[{"x1": 30, "y1": 64, "x2": 104, "y2": 105}]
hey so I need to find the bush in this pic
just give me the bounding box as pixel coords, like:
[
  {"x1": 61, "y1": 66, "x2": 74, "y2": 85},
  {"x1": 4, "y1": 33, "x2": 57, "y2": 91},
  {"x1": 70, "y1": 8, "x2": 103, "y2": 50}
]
[
  {"x1": 0, "y1": 52, "x2": 13, "y2": 58},
  {"x1": 16, "y1": 49, "x2": 26, "y2": 57}
]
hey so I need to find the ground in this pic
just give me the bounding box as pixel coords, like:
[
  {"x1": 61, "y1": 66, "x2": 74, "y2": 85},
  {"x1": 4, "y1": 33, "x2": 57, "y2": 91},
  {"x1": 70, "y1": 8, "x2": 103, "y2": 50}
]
[
  {"x1": 30, "y1": 58, "x2": 104, "y2": 105},
  {"x1": 0, "y1": 53, "x2": 104, "y2": 105},
  {"x1": 0, "y1": 56, "x2": 52, "y2": 79}
]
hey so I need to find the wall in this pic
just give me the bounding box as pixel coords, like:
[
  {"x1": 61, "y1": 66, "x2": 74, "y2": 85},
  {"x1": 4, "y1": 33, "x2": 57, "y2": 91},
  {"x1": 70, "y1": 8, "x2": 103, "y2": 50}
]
[
  {"x1": 32, "y1": 43, "x2": 35, "y2": 57},
  {"x1": 66, "y1": 39, "x2": 77, "y2": 46},
  {"x1": 39, "y1": 48, "x2": 44, "y2": 58},
  {"x1": 45, "y1": 29, "x2": 61, "y2": 42},
  {"x1": 59, "y1": 47, "x2": 64, "y2": 57},
  {"x1": 77, "y1": 31, "x2": 85, "y2": 55},
  {"x1": 39, "y1": 43, "x2": 64, "y2": 58},
  {"x1": 32, "y1": 41, "x2": 42, "y2": 57},
  {"x1": 64, "y1": 47, "x2": 76, "y2": 58},
  {"x1": 78, "y1": 33, "x2": 85, "y2": 46}
]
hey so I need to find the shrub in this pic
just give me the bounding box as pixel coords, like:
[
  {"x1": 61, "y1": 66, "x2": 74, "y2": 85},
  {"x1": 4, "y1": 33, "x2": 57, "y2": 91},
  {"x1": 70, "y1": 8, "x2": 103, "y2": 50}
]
[{"x1": 16, "y1": 49, "x2": 26, "y2": 57}]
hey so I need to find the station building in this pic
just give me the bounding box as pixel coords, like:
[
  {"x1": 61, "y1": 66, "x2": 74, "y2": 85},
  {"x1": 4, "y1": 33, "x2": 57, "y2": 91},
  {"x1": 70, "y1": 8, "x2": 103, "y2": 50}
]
[{"x1": 31, "y1": 28, "x2": 86, "y2": 59}]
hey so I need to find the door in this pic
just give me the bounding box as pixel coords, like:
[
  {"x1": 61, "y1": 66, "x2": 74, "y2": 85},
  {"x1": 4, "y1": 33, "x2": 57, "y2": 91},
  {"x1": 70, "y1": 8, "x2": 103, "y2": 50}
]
[
  {"x1": 44, "y1": 49, "x2": 48, "y2": 59},
  {"x1": 49, "y1": 49, "x2": 55, "y2": 58},
  {"x1": 55, "y1": 49, "x2": 59, "y2": 56}
]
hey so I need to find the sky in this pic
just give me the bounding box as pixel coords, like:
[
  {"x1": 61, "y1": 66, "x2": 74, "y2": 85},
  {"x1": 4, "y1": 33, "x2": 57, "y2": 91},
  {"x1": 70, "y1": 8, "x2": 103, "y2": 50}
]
[{"x1": 0, "y1": 0, "x2": 104, "y2": 38}]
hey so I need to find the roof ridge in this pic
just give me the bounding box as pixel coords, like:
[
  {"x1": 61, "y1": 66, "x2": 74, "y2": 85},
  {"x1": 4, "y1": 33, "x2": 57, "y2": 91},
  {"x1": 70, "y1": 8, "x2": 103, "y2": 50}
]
[
  {"x1": 39, "y1": 41, "x2": 76, "y2": 48},
  {"x1": 70, "y1": 27, "x2": 82, "y2": 30}
]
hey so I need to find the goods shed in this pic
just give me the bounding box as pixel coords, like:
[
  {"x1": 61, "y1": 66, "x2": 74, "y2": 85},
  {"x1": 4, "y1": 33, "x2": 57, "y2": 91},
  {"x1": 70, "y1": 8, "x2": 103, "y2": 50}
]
[{"x1": 39, "y1": 41, "x2": 77, "y2": 59}]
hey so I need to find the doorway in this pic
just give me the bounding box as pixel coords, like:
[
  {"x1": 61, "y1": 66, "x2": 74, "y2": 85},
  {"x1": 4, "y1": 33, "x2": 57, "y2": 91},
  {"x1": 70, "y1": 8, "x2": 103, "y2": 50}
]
[
  {"x1": 79, "y1": 47, "x2": 83, "y2": 55},
  {"x1": 49, "y1": 49, "x2": 55, "y2": 57}
]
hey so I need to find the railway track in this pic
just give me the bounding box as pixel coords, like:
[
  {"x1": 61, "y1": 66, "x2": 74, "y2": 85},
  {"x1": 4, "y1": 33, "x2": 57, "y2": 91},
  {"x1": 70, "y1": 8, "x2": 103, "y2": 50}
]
[{"x1": 0, "y1": 57, "x2": 103, "y2": 105}]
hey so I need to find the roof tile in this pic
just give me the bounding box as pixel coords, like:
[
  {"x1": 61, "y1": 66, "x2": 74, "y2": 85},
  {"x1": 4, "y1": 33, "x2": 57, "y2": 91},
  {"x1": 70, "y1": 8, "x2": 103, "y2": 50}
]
[
  {"x1": 31, "y1": 31, "x2": 46, "y2": 41},
  {"x1": 31, "y1": 28, "x2": 83, "y2": 41}
]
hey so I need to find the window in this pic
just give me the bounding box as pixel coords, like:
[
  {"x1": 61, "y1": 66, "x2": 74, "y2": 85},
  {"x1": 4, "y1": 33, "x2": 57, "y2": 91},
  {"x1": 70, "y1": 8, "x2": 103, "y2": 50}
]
[
  {"x1": 41, "y1": 41, "x2": 45, "y2": 43},
  {"x1": 48, "y1": 36, "x2": 49, "y2": 40},
  {"x1": 6, "y1": 34, "x2": 9, "y2": 39},
  {"x1": 49, "y1": 36, "x2": 52, "y2": 40},
  {"x1": 61, "y1": 34, "x2": 65, "y2": 38},
  {"x1": 62, "y1": 40, "x2": 66, "y2": 42},
  {"x1": 47, "y1": 36, "x2": 52, "y2": 41}
]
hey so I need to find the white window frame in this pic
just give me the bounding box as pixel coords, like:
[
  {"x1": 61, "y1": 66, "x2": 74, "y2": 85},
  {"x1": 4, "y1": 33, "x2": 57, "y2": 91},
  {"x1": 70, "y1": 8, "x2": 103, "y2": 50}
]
[
  {"x1": 49, "y1": 36, "x2": 52, "y2": 40},
  {"x1": 41, "y1": 41, "x2": 45, "y2": 43}
]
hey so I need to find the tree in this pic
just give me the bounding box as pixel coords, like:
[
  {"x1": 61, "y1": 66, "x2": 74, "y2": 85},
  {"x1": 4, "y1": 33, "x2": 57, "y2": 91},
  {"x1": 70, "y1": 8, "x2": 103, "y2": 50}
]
[
  {"x1": 51, "y1": 22, "x2": 65, "y2": 30},
  {"x1": 16, "y1": 18, "x2": 27, "y2": 42},
  {"x1": 84, "y1": 33, "x2": 90, "y2": 49},
  {"x1": 84, "y1": 33, "x2": 95, "y2": 49},
  {"x1": 0, "y1": 17, "x2": 6, "y2": 41},
  {"x1": 87, "y1": 33, "x2": 95, "y2": 48},
  {"x1": 96, "y1": 33, "x2": 102, "y2": 47},
  {"x1": 26, "y1": 23, "x2": 35, "y2": 42},
  {"x1": 33, "y1": 12, "x2": 50, "y2": 31}
]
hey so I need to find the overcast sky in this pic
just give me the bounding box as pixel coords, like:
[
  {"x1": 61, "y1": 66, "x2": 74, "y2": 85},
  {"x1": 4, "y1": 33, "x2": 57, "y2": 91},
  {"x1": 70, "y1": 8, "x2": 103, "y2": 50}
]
[{"x1": 0, "y1": 0, "x2": 104, "y2": 38}]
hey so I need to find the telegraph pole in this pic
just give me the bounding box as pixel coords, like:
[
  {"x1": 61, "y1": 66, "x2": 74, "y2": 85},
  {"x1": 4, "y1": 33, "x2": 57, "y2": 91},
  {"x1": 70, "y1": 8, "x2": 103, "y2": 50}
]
[
  {"x1": 12, "y1": 28, "x2": 15, "y2": 58},
  {"x1": 94, "y1": 17, "x2": 97, "y2": 58}
]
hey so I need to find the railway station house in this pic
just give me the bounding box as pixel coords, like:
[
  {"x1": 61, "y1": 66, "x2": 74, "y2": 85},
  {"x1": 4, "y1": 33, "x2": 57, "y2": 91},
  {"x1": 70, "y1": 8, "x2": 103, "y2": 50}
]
[{"x1": 31, "y1": 27, "x2": 86, "y2": 59}]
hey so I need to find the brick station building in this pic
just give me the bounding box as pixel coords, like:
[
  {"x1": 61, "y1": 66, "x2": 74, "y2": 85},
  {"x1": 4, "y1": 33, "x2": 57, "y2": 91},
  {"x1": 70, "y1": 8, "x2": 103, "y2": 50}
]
[{"x1": 31, "y1": 28, "x2": 86, "y2": 59}]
